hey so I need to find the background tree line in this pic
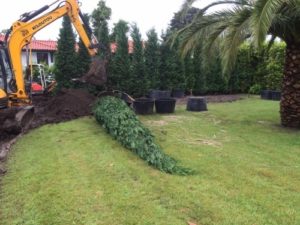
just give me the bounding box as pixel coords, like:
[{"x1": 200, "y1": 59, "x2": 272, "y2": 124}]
[{"x1": 54, "y1": 1, "x2": 285, "y2": 97}]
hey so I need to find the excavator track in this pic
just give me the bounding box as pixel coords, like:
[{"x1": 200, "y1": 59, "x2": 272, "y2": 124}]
[{"x1": 0, "y1": 106, "x2": 34, "y2": 138}]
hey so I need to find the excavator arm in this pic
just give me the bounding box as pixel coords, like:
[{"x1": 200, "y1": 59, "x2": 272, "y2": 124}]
[
  {"x1": 0, "y1": 0, "x2": 101, "y2": 137},
  {"x1": 5, "y1": 0, "x2": 98, "y2": 104}
]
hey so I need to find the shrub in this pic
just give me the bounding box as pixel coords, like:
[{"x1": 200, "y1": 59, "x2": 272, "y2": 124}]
[
  {"x1": 249, "y1": 84, "x2": 262, "y2": 95},
  {"x1": 93, "y1": 96, "x2": 192, "y2": 175}
]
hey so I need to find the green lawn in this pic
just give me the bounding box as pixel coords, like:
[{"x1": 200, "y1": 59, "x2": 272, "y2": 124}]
[{"x1": 0, "y1": 96, "x2": 299, "y2": 225}]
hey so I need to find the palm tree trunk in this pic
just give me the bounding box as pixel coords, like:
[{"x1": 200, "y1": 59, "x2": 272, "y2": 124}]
[{"x1": 280, "y1": 43, "x2": 300, "y2": 128}]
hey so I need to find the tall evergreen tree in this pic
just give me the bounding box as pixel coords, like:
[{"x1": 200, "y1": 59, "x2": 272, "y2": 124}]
[
  {"x1": 76, "y1": 14, "x2": 91, "y2": 76},
  {"x1": 91, "y1": 0, "x2": 111, "y2": 59},
  {"x1": 129, "y1": 23, "x2": 146, "y2": 97},
  {"x1": 184, "y1": 54, "x2": 195, "y2": 94},
  {"x1": 144, "y1": 29, "x2": 160, "y2": 90},
  {"x1": 193, "y1": 51, "x2": 207, "y2": 95},
  {"x1": 76, "y1": 40, "x2": 91, "y2": 76},
  {"x1": 160, "y1": 31, "x2": 185, "y2": 91},
  {"x1": 109, "y1": 20, "x2": 130, "y2": 91},
  {"x1": 55, "y1": 16, "x2": 77, "y2": 89}
]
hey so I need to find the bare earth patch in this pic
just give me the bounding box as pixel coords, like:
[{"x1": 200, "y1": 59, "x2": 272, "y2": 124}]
[{"x1": 177, "y1": 94, "x2": 247, "y2": 105}]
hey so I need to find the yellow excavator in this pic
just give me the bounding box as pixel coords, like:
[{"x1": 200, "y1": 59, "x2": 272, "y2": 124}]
[{"x1": 0, "y1": 0, "x2": 101, "y2": 136}]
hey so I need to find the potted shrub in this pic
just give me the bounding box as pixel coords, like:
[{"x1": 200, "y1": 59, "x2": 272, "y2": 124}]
[
  {"x1": 155, "y1": 98, "x2": 177, "y2": 113},
  {"x1": 271, "y1": 90, "x2": 281, "y2": 101},
  {"x1": 187, "y1": 97, "x2": 208, "y2": 112},
  {"x1": 261, "y1": 90, "x2": 272, "y2": 100},
  {"x1": 133, "y1": 98, "x2": 155, "y2": 115}
]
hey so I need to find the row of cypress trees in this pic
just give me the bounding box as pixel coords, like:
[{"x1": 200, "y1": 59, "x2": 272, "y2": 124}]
[{"x1": 54, "y1": 1, "x2": 285, "y2": 96}]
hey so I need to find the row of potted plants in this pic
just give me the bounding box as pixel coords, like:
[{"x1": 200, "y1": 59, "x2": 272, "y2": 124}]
[
  {"x1": 133, "y1": 97, "x2": 177, "y2": 115},
  {"x1": 261, "y1": 90, "x2": 281, "y2": 101},
  {"x1": 148, "y1": 89, "x2": 185, "y2": 99}
]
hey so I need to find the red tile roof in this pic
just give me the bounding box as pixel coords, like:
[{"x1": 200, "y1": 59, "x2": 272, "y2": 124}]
[
  {"x1": 111, "y1": 40, "x2": 134, "y2": 54},
  {"x1": 0, "y1": 35, "x2": 138, "y2": 53},
  {"x1": 0, "y1": 35, "x2": 56, "y2": 51},
  {"x1": 28, "y1": 39, "x2": 57, "y2": 51}
]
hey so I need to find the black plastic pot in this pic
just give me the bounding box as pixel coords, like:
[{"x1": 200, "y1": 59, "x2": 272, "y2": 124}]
[
  {"x1": 261, "y1": 90, "x2": 272, "y2": 100},
  {"x1": 171, "y1": 89, "x2": 185, "y2": 98},
  {"x1": 155, "y1": 98, "x2": 176, "y2": 114},
  {"x1": 133, "y1": 98, "x2": 154, "y2": 115},
  {"x1": 186, "y1": 97, "x2": 207, "y2": 112},
  {"x1": 271, "y1": 91, "x2": 281, "y2": 101},
  {"x1": 149, "y1": 90, "x2": 171, "y2": 100}
]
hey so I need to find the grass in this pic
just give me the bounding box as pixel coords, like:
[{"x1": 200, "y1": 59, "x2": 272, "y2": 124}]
[{"x1": 0, "y1": 96, "x2": 299, "y2": 225}]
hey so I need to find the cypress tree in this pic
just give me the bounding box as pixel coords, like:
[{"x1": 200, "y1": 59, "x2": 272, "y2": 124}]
[
  {"x1": 76, "y1": 14, "x2": 91, "y2": 76},
  {"x1": 76, "y1": 40, "x2": 91, "y2": 76},
  {"x1": 184, "y1": 54, "x2": 195, "y2": 94},
  {"x1": 160, "y1": 31, "x2": 185, "y2": 91},
  {"x1": 91, "y1": 0, "x2": 111, "y2": 59},
  {"x1": 144, "y1": 29, "x2": 160, "y2": 90},
  {"x1": 129, "y1": 23, "x2": 146, "y2": 97},
  {"x1": 109, "y1": 20, "x2": 130, "y2": 91},
  {"x1": 55, "y1": 16, "x2": 77, "y2": 89},
  {"x1": 193, "y1": 50, "x2": 207, "y2": 95}
]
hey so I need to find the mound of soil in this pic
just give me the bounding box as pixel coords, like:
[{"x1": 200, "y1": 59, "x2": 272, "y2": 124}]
[{"x1": 30, "y1": 88, "x2": 96, "y2": 129}]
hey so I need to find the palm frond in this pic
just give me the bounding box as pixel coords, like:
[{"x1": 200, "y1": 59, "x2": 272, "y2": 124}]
[
  {"x1": 221, "y1": 6, "x2": 252, "y2": 73},
  {"x1": 251, "y1": 0, "x2": 285, "y2": 48}
]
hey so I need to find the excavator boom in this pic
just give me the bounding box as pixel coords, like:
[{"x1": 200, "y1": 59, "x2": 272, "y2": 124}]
[{"x1": 0, "y1": 0, "x2": 100, "y2": 136}]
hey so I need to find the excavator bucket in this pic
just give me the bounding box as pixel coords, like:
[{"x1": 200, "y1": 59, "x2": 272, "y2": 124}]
[
  {"x1": 79, "y1": 58, "x2": 107, "y2": 86},
  {"x1": 0, "y1": 106, "x2": 34, "y2": 138}
]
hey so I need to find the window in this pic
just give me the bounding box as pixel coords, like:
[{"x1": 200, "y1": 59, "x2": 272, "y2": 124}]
[{"x1": 36, "y1": 52, "x2": 48, "y2": 65}]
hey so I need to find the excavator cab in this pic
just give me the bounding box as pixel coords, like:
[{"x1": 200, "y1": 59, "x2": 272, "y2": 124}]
[
  {"x1": 0, "y1": 41, "x2": 34, "y2": 136},
  {"x1": 0, "y1": 44, "x2": 11, "y2": 109}
]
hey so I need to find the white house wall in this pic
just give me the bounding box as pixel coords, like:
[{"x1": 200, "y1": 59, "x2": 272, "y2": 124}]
[
  {"x1": 21, "y1": 51, "x2": 53, "y2": 68},
  {"x1": 21, "y1": 52, "x2": 37, "y2": 68}
]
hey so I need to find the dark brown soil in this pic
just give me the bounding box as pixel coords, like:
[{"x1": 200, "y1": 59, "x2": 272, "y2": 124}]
[{"x1": 30, "y1": 88, "x2": 96, "y2": 129}]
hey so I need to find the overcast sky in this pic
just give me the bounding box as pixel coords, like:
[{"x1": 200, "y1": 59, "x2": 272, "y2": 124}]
[{"x1": 0, "y1": 0, "x2": 222, "y2": 41}]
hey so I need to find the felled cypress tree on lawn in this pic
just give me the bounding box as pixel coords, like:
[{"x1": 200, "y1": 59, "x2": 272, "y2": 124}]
[
  {"x1": 55, "y1": 16, "x2": 78, "y2": 89},
  {"x1": 129, "y1": 23, "x2": 146, "y2": 97},
  {"x1": 109, "y1": 20, "x2": 130, "y2": 91},
  {"x1": 144, "y1": 28, "x2": 161, "y2": 90}
]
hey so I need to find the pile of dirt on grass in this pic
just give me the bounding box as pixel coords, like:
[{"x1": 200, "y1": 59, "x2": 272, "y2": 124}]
[{"x1": 30, "y1": 88, "x2": 96, "y2": 129}]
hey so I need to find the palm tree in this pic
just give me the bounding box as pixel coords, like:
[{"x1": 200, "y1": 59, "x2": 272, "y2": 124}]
[{"x1": 176, "y1": 0, "x2": 300, "y2": 128}]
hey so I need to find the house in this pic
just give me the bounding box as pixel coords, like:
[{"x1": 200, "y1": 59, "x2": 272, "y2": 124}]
[
  {"x1": 0, "y1": 34, "x2": 137, "y2": 68},
  {"x1": 0, "y1": 35, "x2": 56, "y2": 68}
]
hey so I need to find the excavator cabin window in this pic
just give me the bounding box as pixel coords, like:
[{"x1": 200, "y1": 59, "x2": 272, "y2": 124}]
[{"x1": 0, "y1": 47, "x2": 13, "y2": 92}]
